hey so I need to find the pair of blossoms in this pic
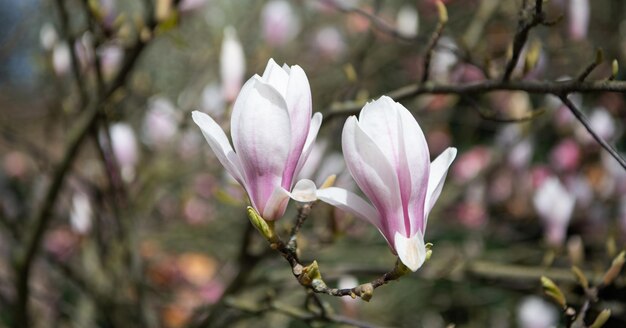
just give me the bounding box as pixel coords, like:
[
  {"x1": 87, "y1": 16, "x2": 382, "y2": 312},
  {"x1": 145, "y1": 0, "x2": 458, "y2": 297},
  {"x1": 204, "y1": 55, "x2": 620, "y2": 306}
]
[{"x1": 192, "y1": 59, "x2": 457, "y2": 271}]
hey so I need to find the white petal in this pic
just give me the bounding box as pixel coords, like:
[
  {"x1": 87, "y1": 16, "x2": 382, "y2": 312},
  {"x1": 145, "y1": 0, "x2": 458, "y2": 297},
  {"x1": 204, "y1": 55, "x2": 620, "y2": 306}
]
[
  {"x1": 343, "y1": 116, "x2": 404, "y2": 240},
  {"x1": 316, "y1": 187, "x2": 381, "y2": 231},
  {"x1": 424, "y1": 147, "x2": 457, "y2": 222},
  {"x1": 230, "y1": 77, "x2": 291, "y2": 213},
  {"x1": 394, "y1": 232, "x2": 427, "y2": 272},
  {"x1": 262, "y1": 186, "x2": 290, "y2": 220},
  {"x1": 282, "y1": 65, "x2": 314, "y2": 188},
  {"x1": 294, "y1": 112, "x2": 323, "y2": 179},
  {"x1": 191, "y1": 111, "x2": 246, "y2": 187},
  {"x1": 359, "y1": 96, "x2": 431, "y2": 236},
  {"x1": 289, "y1": 179, "x2": 318, "y2": 202},
  {"x1": 261, "y1": 58, "x2": 289, "y2": 97}
]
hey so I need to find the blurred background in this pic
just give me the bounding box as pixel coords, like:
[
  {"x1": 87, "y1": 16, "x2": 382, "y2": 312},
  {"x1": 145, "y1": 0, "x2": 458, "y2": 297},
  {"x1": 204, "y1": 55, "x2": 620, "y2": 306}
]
[{"x1": 1, "y1": 0, "x2": 626, "y2": 327}]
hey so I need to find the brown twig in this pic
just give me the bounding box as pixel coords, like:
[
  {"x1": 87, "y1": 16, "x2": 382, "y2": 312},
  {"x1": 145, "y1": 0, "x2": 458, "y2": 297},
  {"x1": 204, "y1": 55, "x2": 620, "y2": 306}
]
[
  {"x1": 559, "y1": 95, "x2": 626, "y2": 170},
  {"x1": 501, "y1": 0, "x2": 547, "y2": 81},
  {"x1": 421, "y1": 1, "x2": 448, "y2": 83},
  {"x1": 326, "y1": 79, "x2": 626, "y2": 120}
]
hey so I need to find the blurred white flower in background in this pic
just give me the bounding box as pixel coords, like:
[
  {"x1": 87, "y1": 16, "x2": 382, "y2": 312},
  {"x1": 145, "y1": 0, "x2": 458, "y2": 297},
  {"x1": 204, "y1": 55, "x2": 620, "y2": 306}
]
[
  {"x1": 109, "y1": 123, "x2": 139, "y2": 183},
  {"x1": 40, "y1": 23, "x2": 58, "y2": 51},
  {"x1": 98, "y1": 43, "x2": 124, "y2": 80},
  {"x1": 517, "y1": 296, "x2": 558, "y2": 328},
  {"x1": 575, "y1": 107, "x2": 617, "y2": 145},
  {"x1": 533, "y1": 176, "x2": 576, "y2": 246},
  {"x1": 396, "y1": 5, "x2": 419, "y2": 38},
  {"x1": 52, "y1": 42, "x2": 71, "y2": 76},
  {"x1": 70, "y1": 192, "x2": 92, "y2": 235},
  {"x1": 200, "y1": 83, "x2": 226, "y2": 119},
  {"x1": 220, "y1": 26, "x2": 246, "y2": 102},
  {"x1": 430, "y1": 37, "x2": 458, "y2": 83}
]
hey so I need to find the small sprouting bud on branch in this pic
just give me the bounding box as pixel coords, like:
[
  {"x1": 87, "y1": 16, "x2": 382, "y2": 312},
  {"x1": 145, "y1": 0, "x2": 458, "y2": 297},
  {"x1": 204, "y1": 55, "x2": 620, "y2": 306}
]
[
  {"x1": 601, "y1": 251, "x2": 625, "y2": 287},
  {"x1": 541, "y1": 276, "x2": 567, "y2": 309},
  {"x1": 571, "y1": 266, "x2": 589, "y2": 290},
  {"x1": 246, "y1": 206, "x2": 278, "y2": 244},
  {"x1": 590, "y1": 309, "x2": 612, "y2": 328}
]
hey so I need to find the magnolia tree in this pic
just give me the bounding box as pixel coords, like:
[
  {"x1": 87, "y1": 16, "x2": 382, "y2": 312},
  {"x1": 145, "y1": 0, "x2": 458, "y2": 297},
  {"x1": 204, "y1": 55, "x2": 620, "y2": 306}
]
[{"x1": 1, "y1": 0, "x2": 626, "y2": 327}]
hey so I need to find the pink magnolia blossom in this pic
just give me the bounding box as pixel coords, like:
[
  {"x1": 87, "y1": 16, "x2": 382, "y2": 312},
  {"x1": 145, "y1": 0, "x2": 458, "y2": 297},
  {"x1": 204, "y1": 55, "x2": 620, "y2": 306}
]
[
  {"x1": 220, "y1": 26, "x2": 246, "y2": 102},
  {"x1": 533, "y1": 176, "x2": 576, "y2": 246},
  {"x1": 316, "y1": 96, "x2": 457, "y2": 271},
  {"x1": 452, "y1": 146, "x2": 491, "y2": 183},
  {"x1": 568, "y1": 0, "x2": 589, "y2": 41},
  {"x1": 550, "y1": 138, "x2": 581, "y2": 172},
  {"x1": 192, "y1": 59, "x2": 322, "y2": 220},
  {"x1": 261, "y1": 0, "x2": 300, "y2": 47}
]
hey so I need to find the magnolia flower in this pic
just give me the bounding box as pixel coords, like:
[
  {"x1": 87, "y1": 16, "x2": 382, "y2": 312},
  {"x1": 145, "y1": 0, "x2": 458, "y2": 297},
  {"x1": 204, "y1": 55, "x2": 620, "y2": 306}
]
[
  {"x1": 316, "y1": 96, "x2": 457, "y2": 271},
  {"x1": 568, "y1": 0, "x2": 589, "y2": 41},
  {"x1": 313, "y1": 27, "x2": 346, "y2": 60},
  {"x1": 52, "y1": 42, "x2": 71, "y2": 76},
  {"x1": 109, "y1": 123, "x2": 139, "y2": 182},
  {"x1": 70, "y1": 192, "x2": 92, "y2": 235},
  {"x1": 396, "y1": 5, "x2": 419, "y2": 38},
  {"x1": 575, "y1": 107, "x2": 617, "y2": 144},
  {"x1": 261, "y1": 0, "x2": 300, "y2": 47},
  {"x1": 142, "y1": 96, "x2": 179, "y2": 147},
  {"x1": 40, "y1": 23, "x2": 58, "y2": 51},
  {"x1": 220, "y1": 26, "x2": 246, "y2": 102},
  {"x1": 517, "y1": 296, "x2": 558, "y2": 328},
  {"x1": 533, "y1": 176, "x2": 575, "y2": 246},
  {"x1": 192, "y1": 59, "x2": 322, "y2": 220}
]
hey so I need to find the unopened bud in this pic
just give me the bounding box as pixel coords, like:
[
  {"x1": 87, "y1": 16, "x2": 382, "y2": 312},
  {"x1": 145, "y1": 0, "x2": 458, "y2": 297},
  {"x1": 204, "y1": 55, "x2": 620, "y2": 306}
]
[
  {"x1": 436, "y1": 1, "x2": 448, "y2": 23},
  {"x1": 246, "y1": 206, "x2": 277, "y2": 243},
  {"x1": 590, "y1": 309, "x2": 611, "y2": 328},
  {"x1": 602, "y1": 251, "x2": 625, "y2": 286},
  {"x1": 610, "y1": 60, "x2": 619, "y2": 80},
  {"x1": 567, "y1": 235, "x2": 584, "y2": 266},
  {"x1": 571, "y1": 266, "x2": 589, "y2": 290},
  {"x1": 356, "y1": 283, "x2": 374, "y2": 302},
  {"x1": 541, "y1": 276, "x2": 567, "y2": 308}
]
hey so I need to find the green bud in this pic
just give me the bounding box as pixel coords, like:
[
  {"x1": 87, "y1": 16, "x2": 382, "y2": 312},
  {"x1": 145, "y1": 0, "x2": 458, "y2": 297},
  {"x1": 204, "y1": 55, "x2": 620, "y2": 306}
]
[{"x1": 246, "y1": 206, "x2": 277, "y2": 243}]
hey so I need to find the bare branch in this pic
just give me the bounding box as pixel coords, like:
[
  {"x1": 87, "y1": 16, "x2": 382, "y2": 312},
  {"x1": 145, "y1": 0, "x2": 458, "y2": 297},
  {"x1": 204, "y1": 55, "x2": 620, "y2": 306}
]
[
  {"x1": 421, "y1": 1, "x2": 448, "y2": 83},
  {"x1": 559, "y1": 95, "x2": 626, "y2": 170}
]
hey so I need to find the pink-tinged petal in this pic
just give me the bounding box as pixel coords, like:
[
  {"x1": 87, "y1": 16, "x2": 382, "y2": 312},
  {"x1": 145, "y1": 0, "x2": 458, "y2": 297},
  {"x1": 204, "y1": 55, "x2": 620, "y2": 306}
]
[
  {"x1": 281, "y1": 65, "x2": 313, "y2": 188},
  {"x1": 358, "y1": 96, "x2": 430, "y2": 237},
  {"x1": 316, "y1": 187, "x2": 382, "y2": 233},
  {"x1": 394, "y1": 232, "x2": 427, "y2": 272},
  {"x1": 191, "y1": 111, "x2": 246, "y2": 187},
  {"x1": 293, "y1": 112, "x2": 323, "y2": 181},
  {"x1": 424, "y1": 147, "x2": 457, "y2": 224},
  {"x1": 262, "y1": 186, "x2": 290, "y2": 220},
  {"x1": 231, "y1": 77, "x2": 291, "y2": 214},
  {"x1": 289, "y1": 179, "x2": 318, "y2": 202},
  {"x1": 261, "y1": 58, "x2": 289, "y2": 97},
  {"x1": 397, "y1": 100, "x2": 431, "y2": 236},
  {"x1": 343, "y1": 116, "x2": 403, "y2": 241}
]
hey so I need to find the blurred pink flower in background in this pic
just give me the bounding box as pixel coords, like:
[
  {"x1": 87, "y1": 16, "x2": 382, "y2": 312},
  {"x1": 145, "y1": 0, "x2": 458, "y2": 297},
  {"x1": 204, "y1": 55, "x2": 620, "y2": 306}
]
[
  {"x1": 44, "y1": 228, "x2": 79, "y2": 262},
  {"x1": 193, "y1": 59, "x2": 323, "y2": 220},
  {"x1": 261, "y1": 0, "x2": 300, "y2": 47},
  {"x1": 396, "y1": 5, "x2": 419, "y2": 38},
  {"x1": 220, "y1": 26, "x2": 246, "y2": 102},
  {"x1": 550, "y1": 138, "x2": 581, "y2": 172},
  {"x1": 98, "y1": 43, "x2": 124, "y2": 80},
  {"x1": 200, "y1": 83, "x2": 226, "y2": 119},
  {"x1": 109, "y1": 123, "x2": 139, "y2": 182},
  {"x1": 517, "y1": 296, "x2": 558, "y2": 328},
  {"x1": 530, "y1": 165, "x2": 552, "y2": 189},
  {"x1": 317, "y1": 96, "x2": 457, "y2": 271},
  {"x1": 142, "y1": 96, "x2": 180, "y2": 148},
  {"x1": 456, "y1": 199, "x2": 488, "y2": 229},
  {"x1": 452, "y1": 146, "x2": 492, "y2": 183},
  {"x1": 508, "y1": 138, "x2": 534, "y2": 170},
  {"x1": 533, "y1": 176, "x2": 576, "y2": 246},
  {"x1": 568, "y1": 0, "x2": 589, "y2": 41},
  {"x1": 178, "y1": 0, "x2": 208, "y2": 13},
  {"x1": 425, "y1": 128, "x2": 452, "y2": 156},
  {"x1": 313, "y1": 27, "x2": 346, "y2": 60}
]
